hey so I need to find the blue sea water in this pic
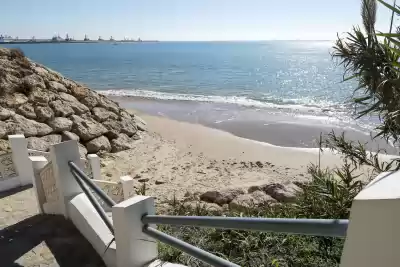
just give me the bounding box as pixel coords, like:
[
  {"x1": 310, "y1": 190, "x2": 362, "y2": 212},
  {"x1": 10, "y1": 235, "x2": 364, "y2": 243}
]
[
  {"x1": 3, "y1": 41, "x2": 353, "y2": 110},
  {"x1": 3, "y1": 41, "x2": 383, "y2": 148}
]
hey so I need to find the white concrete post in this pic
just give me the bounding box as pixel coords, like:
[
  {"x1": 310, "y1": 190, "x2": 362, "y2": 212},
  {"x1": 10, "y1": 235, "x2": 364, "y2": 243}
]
[
  {"x1": 88, "y1": 154, "x2": 102, "y2": 180},
  {"x1": 30, "y1": 156, "x2": 48, "y2": 213},
  {"x1": 112, "y1": 196, "x2": 157, "y2": 267},
  {"x1": 50, "y1": 140, "x2": 83, "y2": 217},
  {"x1": 8, "y1": 134, "x2": 34, "y2": 186},
  {"x1": 120, "y1": 176, "x2": 134, "y2": 200},
  {"x1": 340, "y1": 171, "x2": 400, "y2": 267}
]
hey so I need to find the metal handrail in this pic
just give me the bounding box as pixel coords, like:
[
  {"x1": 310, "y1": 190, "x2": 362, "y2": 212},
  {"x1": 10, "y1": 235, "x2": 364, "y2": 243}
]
[
  {"x1": 143, "y1": 226, "x2": 238, "y2": 267},
  {"x1": 71, "y1": 170, "x2": 115, "y2": 234},
  {"x1": 68, "y1": 161, "x2": 116, "y2": 234},
  {"x1": 68, "y1": 161, "x2": 116, "y2": 207},
  {"x1": 142, "y1": 215, "x2": 348, "y2": 237}
]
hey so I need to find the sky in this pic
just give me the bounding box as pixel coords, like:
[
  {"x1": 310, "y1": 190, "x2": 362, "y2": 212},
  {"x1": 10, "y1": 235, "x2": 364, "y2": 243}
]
[{"x1": 1, "y1": 0, "x2": 396, "y2": 41}]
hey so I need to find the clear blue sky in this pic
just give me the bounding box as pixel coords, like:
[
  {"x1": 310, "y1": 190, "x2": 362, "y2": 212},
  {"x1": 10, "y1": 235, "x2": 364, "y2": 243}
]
[{"x1": 1, "y1": 0, "x2": 395, "y2": 41}]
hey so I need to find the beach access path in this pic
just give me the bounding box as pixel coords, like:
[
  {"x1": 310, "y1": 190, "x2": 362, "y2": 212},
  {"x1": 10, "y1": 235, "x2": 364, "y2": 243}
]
[{"x1": 0, "y1": 186, "x2": 105, "y2": 267}]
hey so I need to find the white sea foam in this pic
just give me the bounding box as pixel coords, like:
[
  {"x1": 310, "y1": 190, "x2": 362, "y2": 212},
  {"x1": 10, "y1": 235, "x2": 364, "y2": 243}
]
[{"x1": 100, "y1": 89, "x2": 343, "y2": 113}]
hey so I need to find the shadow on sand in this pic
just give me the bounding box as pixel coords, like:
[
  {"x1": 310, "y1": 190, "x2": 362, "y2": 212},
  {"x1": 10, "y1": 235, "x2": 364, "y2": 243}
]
[{"x1": 0, "y1": 214, "x2": 106, "y2": 267}]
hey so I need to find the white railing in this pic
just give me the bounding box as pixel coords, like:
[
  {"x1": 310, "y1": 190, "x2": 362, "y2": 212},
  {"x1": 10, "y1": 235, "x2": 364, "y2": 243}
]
[
  {"x1": 39, "y1": 161, "x2": 58, "y2": 203},
  {"x1": 0, "y1": 152, "x2": 17, "y2": 180},
  {"x1": 28, "y1": 149, "x2": 51, "y2": 161}
]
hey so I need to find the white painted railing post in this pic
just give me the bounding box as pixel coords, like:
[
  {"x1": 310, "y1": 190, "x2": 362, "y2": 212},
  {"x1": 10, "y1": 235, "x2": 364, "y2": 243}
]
[
  {"x1": 50, "y1": 140, "x2": 83, "y2": 217},
  {"x1": 120, "y1": 175, "x2": 135, "y2": 200},
  {"x1": 112, "y1": 196, "x2": 157, "y2": 267},
  {"x1": 340, "y1": 171, "x2": 400, "y2": 267},
  {"x1": 8, "y1": 134, "x2": 33, "y2": 186},
  {"x1": 88, "y1": 154, "x2": 102, "y2": 180},
  {"x1": 30, "y1": 156, "x2": 48, "y2": 213}
]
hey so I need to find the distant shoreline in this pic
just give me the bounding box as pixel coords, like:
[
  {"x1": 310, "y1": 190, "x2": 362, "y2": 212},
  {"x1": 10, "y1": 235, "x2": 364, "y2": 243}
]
[{"x1": 0, "y1": 40, "x2": 159, "y2": 45}]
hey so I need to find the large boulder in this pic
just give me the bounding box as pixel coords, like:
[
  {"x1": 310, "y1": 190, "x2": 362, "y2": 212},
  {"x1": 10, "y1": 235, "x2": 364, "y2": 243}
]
[
  {"x1": 27, "y1": 134, "x2": 62, "y2": 151},
  {"x1": 70, "y1": 115, "x2": 108, "y2": 141},
  {"x1": 28, "y1": 88, "x2": 56, "y2": 104},
  {"x1": 48, "y1": 117, "x2": 73, "y2": 132},
  {"x1": 3, "y1": 93, "x2": 28, "y2": 108},
  {"x1": 17, "y1": 103, "x2": 36, "y2": 119},
  {"x1": 0, "y1": 121, "x2": 6, "y2": 139},
  {"x1": 35, "y1": 106, "x2": 54, "y2": 122},
  {"x1": 248, "y1": 183, "x2": 300, "y2": 203},
  {"x1": 59, "y1": 92, "x2": 90, "y2": 114},
  {"x1": 6, "y1": 114, "x2": 53, "y2": 137},
  {"x1": 98, "y1": 96, "x2": 120, "y2": 113},
  {"x1": 48, "y1": 81, "x2": 68, "y2": 93},
  {"x1": 50, "y1": 100, "x2": 74, "y2": 117},
  {"x1": 0, "y1": 107, "x2": 12, "y2": 120},
  {"x1": 61, "y1": 131, "x2": 80, "y2": 142},
  {"x1": 86, "y1": 135, "x2": 111, "y2": 153},
  {"x1": 200, "y1": 188, "x2": 245, "y2": 205},
  {"x1": 22, "y1": 74, "x2": 45, "y2": 90},
  {"x1": 92, "y1": 107, "x2": 118, "y2": 122},
  {"x1": 110, "y1": 133, "x2": 134, "y2": 152}
]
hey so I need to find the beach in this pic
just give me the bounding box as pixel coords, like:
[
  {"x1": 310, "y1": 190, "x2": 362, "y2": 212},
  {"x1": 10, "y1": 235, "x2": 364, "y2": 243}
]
[{"x1": 100, "y1": 107, "x2": 380, "y2": 204}]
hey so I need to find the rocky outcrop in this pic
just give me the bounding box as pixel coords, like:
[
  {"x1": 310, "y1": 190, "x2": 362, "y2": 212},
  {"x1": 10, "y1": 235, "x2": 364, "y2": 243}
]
[{"x1": 0, "y1": 48, "x2": 144, "y2": 155}]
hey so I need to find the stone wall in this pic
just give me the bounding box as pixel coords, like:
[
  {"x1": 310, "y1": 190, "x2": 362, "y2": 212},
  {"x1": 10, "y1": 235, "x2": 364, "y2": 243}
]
[{"x1": 0, "y1": 48, "x2": 145, "y2": 156}]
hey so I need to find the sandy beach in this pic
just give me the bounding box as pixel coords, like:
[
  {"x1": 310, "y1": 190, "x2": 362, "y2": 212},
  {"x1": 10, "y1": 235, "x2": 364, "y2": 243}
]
[{"x1": 100, "y1": 109, "x2": 374, "y2": 203}]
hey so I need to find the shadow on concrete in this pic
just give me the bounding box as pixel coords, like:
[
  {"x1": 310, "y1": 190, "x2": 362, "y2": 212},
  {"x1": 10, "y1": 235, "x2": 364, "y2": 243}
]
[
  {"x1": 0, "y1": 184, "x2": 32, "y2": 200},
  {"x1": 0, "y1": 214, "x2": 106, "y2": 267}
]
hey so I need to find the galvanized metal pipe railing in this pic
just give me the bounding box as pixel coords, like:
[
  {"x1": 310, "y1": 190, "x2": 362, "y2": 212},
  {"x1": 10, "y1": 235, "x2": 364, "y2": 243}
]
[
  {"x1": 142, "y1": 215, "x2": 349, "y2": 237},
  {"x1": 68, "y1": 161, "x2": 116, "y2": 207},
  {"x1": 143, "y1": 226, "x2": 239, "y2": 267},
  {"x1": 68, "y1": 161, "x2": 116, "y2": 234}
]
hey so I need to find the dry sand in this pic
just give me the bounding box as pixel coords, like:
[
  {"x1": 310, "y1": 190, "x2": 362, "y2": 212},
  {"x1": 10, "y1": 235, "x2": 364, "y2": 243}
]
[{"x1": 100, "y1": 111, "x2": 362, "y2": 203}]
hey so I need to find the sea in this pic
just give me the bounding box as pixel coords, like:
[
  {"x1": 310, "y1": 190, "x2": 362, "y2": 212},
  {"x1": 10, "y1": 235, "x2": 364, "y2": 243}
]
[{"x1": 2, "y1": 41, "x2": 389, "y2": 150}]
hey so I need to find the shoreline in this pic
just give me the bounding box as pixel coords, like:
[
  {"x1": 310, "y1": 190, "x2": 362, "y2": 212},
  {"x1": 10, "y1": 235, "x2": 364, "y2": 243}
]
[{"x1": 110, "y1": 96, "x2": 397, "y2": 154}]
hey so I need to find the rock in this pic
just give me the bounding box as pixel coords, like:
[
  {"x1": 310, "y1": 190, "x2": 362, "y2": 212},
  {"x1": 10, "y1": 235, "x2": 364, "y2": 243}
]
[
  {"x1": 81, "y1": 95, "x2": 98, "y2": 109},
  {"x1": 78, "y1": 143, "x2": 88, "y2": 158},
  {"x1": 0, "y1": 121, "x2": 6, "y2": 138},
  {"x1": 71, "y1": 116, "x2": 108, "y2": 141},
  {"x1": 3, "y1": 93, "x2": 28, "y2": 108},
  {"x1": 98, "y1": 96, "x2": 120, "y2": 113},
  {"x1": 27, "y1": 134, "x2": 62, "y2": 151},
  {"x1": 155, "y1": 180, "x2": 166, "y2": 185},
  {"x1": 131, "y1": 133, "x2": 141, "y2": 140},
  {"x1": 28, "y1": 88, "x2": 56, "y2": 103},
  {"x1": 70, "y1": 86, "x2": 90, "y2": 99},
  {"x1": 22, "y1": 74, "x2": 45, "y2": 90},
  {"x1": 229, "y1": 191, "x2": 277, "y2": 211},
  {"x1": 249, "y1": 183, "x2": 301, "y2": 203},
  {"x1": 6, "y1": 114, "x2": 52, "y2": 137},
  {"x1": 138, "y1": 178, "x2": 150, "y2": 183},
  {"x1": 61, "y1": 131, "x2": 80, "y2": 142},
  {"x1": 50, "y1": 100, "x2": 74, "y2": 117},
  {"x1": 48, "y1": 81, "x2": 68, "y2": 93},
  {"x1": 110, "y1": 133, "x2": 134, "y2": 152},
  {"x1": 200, "y1": 188, "x2": 245, "y2": 205},
  {"x1": 103, "y1": 120, "x2": 121, "y2": 139},
  {"x1": 0, "y1": 107, "x2": 12, "y2": 120},
  {"x1": 92, "y1": 107, "x2": 118, "y2": 122},
  {"x1": 58, "y1": 92, "x2": 89, "y2": 114},
  {"x1": 17, "y1": 103, "x2": 36, "y2": 119},
  {"x1": 35, "y1": 106, "x2": 54, "y2": 122},
  {"x1": 0, "y1": 139, "x2": 11, "y2": 152},
  {"x1": 85, "y1": 135, "x2": 111, "y2": 153},
  {"x1": 120, "y1": 118, "x2": 138, "y2": 137},
  {"x1": 48, "y1": 117, "x2": 73, "y2": 132},
  {"x1": 0, "y1": 48, "x2": 144, "y2": 155}
]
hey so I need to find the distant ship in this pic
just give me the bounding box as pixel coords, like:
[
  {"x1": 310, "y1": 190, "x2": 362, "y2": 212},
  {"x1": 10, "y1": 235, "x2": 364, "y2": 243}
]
[
  {"x1": 98, "y1": 36, "x2": 104, "y2": 41},
  {"x1": 84, "y1": 34, "x2": 90, "y2": 41}
]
